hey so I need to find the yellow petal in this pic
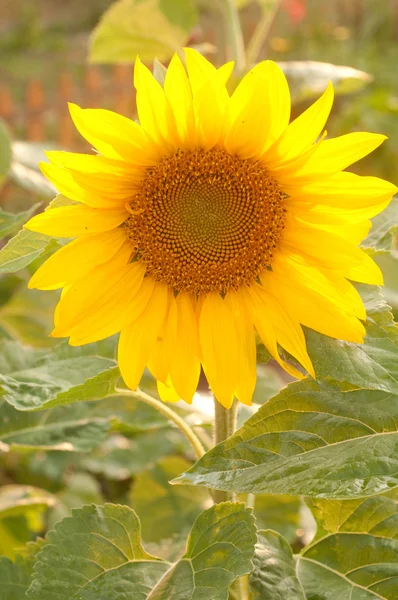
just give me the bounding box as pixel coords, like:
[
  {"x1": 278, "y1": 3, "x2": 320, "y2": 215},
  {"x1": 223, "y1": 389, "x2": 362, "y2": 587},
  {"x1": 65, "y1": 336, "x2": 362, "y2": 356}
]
[
  {"x1": 28, "y1": 228, "x2": 128, "y2": 290},
  {"x1": 24, "y1": 204, "x2": 128, "y2": 237},
  {"x1": 199, "y1": 292, "x2": 238, "y2": 408},
  {"x1": 41, "y1": 160, "x2": 141, "y2": 209},
  {"x1": 170, "y1": 292, "x2": 201, "y2": 404},
  {"x1": 291, "y1": 132, "x2": 386, "y2": 180},
  {"x1": 118, "y1": 282, "x2": 170, "y2": 390},
  {"x1": 164, "y1": 54, "x2": 196, "y2": 146},
  {"x1": 157, "y1": 378, "x2": 181, "y2": 403},
  {"x1": 134, "y1": 57, "x2": 178, "y2": 150},
  {"x1": 263, "y1": 61, "x2": 291, "y2": 151},
  {"x1": 68, "y1": 103, "x2": 159, "y2": 164},
  {"x1": 147, "y1": 293, "x2": 178, "y2": 383},
  {"x1": 224, "y1": 61, "x2": 274, "y2": 159},
  {"x1": 53, "y1": 247, "x2": 145, "y2": 344},
  {"x1": 224, "y1": 290, "x2": 256, "y2": 406},
  {"x1": 266, "y1": 81, "x2": 334, "y2": 164},
  {"x1": 282, "y1": 217, "x2": 377, "y2": 271},
  {"x1": 241, "y1": 284, "x2": 305, "y2": 379},
  {"x1": 261, "y1": 266, "x2": 366, "y2": 343},
  {"x1": 269, "y1": 253, "x2": 366, "y2": 319}
]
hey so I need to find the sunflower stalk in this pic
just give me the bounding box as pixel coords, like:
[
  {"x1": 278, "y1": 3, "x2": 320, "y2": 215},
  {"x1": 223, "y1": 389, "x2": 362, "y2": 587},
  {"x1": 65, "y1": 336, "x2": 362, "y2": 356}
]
[
  {"x1": 213, "y1": 398, "x2": 239, "y2": 503},
  {"x1": 113, "y1": 388, "x2": 206, "y2": 460},
  {"x1": 224, "y1": 0, "x2": 246, "y2": 74}
]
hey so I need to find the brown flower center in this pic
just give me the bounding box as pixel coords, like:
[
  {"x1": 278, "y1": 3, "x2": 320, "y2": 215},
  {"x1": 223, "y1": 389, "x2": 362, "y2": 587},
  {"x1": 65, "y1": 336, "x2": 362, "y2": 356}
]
[{"x1": 124, "y1": 148, "x2": 285, "y2": 294}]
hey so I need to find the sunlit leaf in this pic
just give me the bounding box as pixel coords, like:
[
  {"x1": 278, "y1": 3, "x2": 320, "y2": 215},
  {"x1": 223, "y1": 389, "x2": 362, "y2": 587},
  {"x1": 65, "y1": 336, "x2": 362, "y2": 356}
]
[
  {"x1": 297, "y1": 495, "x2": 398, "y2": 599},
  {"x1": 89, "y1": 0, "x2": 197, "y2": 64},
  {"x1": 174, "y1": 378, "x2": 398, "y2": 498}
]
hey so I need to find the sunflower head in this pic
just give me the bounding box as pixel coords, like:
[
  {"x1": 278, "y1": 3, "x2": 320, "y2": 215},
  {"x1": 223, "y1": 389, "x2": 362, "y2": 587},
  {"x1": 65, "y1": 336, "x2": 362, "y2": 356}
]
[{"x1": 25, "y1": 49, "x2": 397, "y2": 408}]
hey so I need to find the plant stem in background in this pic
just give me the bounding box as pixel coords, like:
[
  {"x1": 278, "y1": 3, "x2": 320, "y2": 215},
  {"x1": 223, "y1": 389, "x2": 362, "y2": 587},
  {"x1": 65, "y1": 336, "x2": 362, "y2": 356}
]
[
  {"x1": 213, "y1": 398, "x2": 239, "y2": 502},
  {"x1": 246, "y1": 0, "x2": 280, "y2": 66},
  {"x1": 113, "y1": 388, "x2": 206, "y2": 460},
  {"x1": 224, "y1": 0, "x2": 246, "y2": 74}
]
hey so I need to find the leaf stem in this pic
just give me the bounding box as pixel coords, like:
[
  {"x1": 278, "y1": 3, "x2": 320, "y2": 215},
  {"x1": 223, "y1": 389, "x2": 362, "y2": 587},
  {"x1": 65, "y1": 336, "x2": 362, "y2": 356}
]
[
  {"x1": 224, "y1": 0, "x2": 246, "y2": 74},
  {"x1": 114, "y1": 388, "x2": 206, "y2": 460},
  {"x1": 246, "y1": 0, "x2": 280, "y2": 66}
]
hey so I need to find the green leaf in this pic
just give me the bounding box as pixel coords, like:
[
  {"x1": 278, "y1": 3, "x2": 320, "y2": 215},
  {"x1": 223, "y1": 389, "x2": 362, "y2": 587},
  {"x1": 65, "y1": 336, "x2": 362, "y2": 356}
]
[
  {"x1": 0, "y1": 340, "x2": 119, "y2": 411},
  {"x1": 296, "y1": 495, "x2": 398, "y2": 599},
  {"x1": 0, "y1": 204, "x2": 42, "y2": 241},
  {"x1": 27, "y1": 504, "x2": 169, "y2": 600},
  {"x1": 0, "y1": 230, "x2": 60, "y2": 274},
  {"x1": 0, "y1": 398, "x2": 111, "y2": 452},
  {"x1": 362, "y1": 197, "x2": 398, "y2": 255},
  {"x1": 174, "y1": 378, "x2": 398, "y2": 498},
  {"x1": 89, "y1": 0, "x2": 197, "y2": 64},
  {"x1": 249, "y1": 530, "x2": 305, "y2": 600},
  {"x1": 278, "y1": 61, "x2": 372, "y2": 103},
  {"x1": 147, "y1": 502, "x2": 257, "y2": 600},
  {"x1": 0, "y1": 556, "x2": 31, "y2": 600},
  {"x1": 0, "y1": 121, "x2": 12, "y2": 190},
  {"x1": 0, "y1": 195, "x2": 72, "y2": 274},
  {"x1": 131, "y1": 456, "x2": 208, "y2": 543},
  {"x1": 0, "y1": 486, "x2": 55, "y2": 559},
  {"x1": 0, "y1": 285, "x2": 58, "y2": 347},
  {"x1": 4, "y1": 213, "x2": 41, "y2": 252},
  {"x1": 306, "y1": 285, "x2": 398, "y2": 395}
]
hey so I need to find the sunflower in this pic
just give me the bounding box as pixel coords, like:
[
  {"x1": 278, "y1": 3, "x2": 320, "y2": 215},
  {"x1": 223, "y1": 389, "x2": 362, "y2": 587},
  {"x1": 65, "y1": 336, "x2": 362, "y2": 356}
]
[{"x1": 25, "y1": 49, "x2": 396, "y2": 408}]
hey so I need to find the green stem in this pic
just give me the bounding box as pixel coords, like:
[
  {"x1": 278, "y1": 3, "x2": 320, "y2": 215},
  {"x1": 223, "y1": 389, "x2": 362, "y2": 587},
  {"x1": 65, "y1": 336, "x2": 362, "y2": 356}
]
[
  {"x1": 246, "y1": 0, "x2": 280, "y2": 66},
  {"x1": 224, "y1": 0, "x2": 246, "y2": 74},
  {"x1": 114, "y1": 388, "x2": 205, "y2": 460},
  {"x1": 213, "y1": 398, "x2": 238, "y2": 503}
]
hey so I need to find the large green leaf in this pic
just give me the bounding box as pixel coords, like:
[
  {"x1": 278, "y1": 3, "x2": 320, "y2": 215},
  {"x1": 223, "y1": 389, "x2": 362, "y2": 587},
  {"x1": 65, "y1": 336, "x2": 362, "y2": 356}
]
[
  {"x1": 297, "y1": 495, "x2": 398, "y2": 599},
  {"x1": 174, "y1": 379, "x2": 398, "y2": 498},
  {"x1": 147, "y1": 502, "x2": 257, "y2": 600},
  {"x1": 249, "y1": 530, "x2": 305, "y2": 600},
  {"x1": 0, "y1": 398, "x2": 111, "y2": 452},
  {"x1": 362, "y1": 197, "x2": 398, "y2": 255},
  {"x1": 0, "y1": 340, "x2": 119, "y2": 411},
  {"x1": 306, "y1": 286, "x2": 398, "y2": 394},
  {"x1": 27, "y1": 504, "x2": 169, "y2": 599},
  {"x1": 89, "y1": 0, "x2": 197, "y2": 64}
]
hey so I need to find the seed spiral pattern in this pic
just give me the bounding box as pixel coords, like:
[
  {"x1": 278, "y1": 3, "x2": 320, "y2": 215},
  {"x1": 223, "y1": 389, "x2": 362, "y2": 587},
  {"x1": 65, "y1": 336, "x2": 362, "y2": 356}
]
[{"x1": 124, "y1": 148, "x2": 286, "y2": 294}]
